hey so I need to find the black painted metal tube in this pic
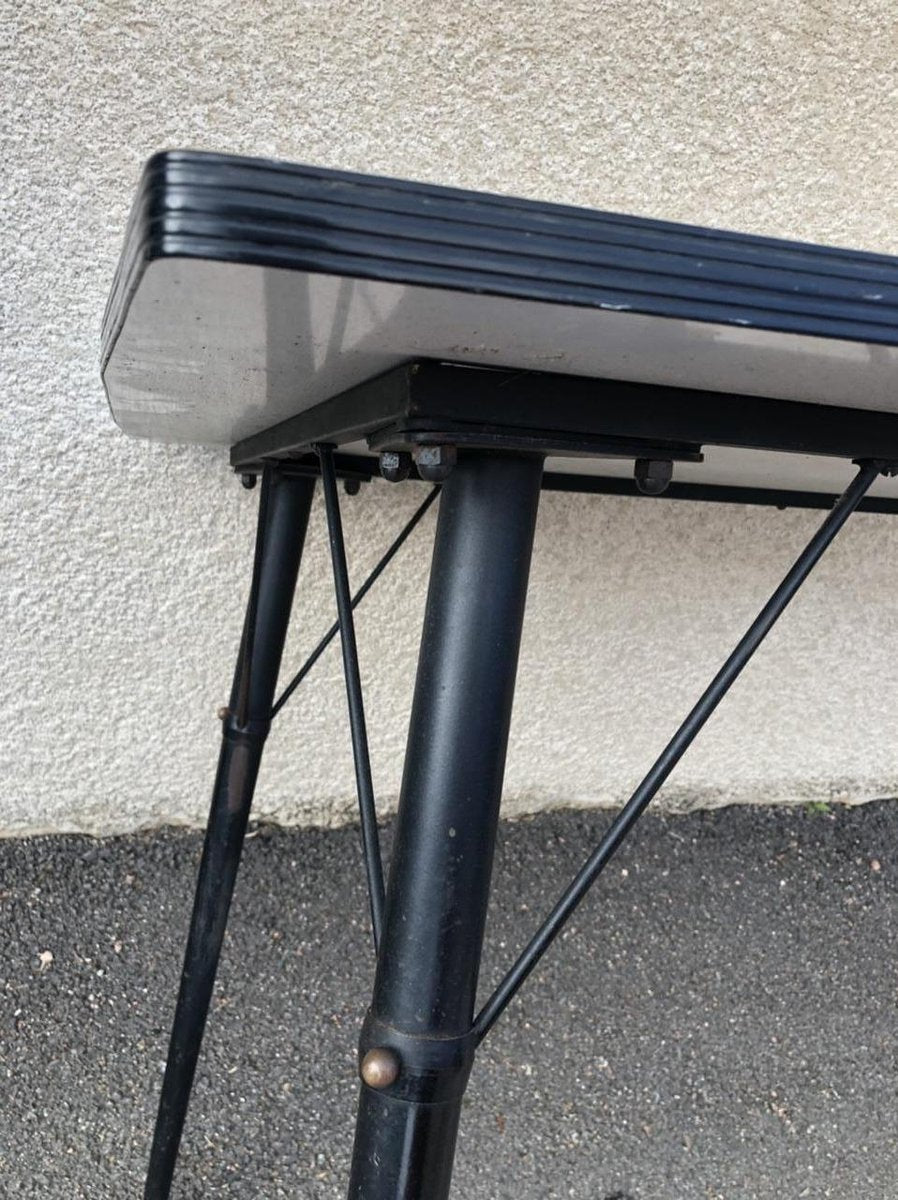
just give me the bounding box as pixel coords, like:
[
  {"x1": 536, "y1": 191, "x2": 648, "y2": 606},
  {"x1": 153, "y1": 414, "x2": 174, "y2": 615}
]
[
  {"x1": 347, "y1": 452, "x2": 544, "y2": 1200},
  {"x1": 144, "y1": 469, "x2": 315, "y2": 1200},
  {"x1": 350, "y1": 1088, "x2": 464, "y2": 1199},
  {"x1": 473, "y1": 459, "x2": 880, "y2": 1041}
]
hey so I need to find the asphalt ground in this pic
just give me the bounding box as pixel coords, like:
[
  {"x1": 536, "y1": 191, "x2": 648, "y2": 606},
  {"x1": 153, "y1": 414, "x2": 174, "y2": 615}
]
[{"x1": 2, "y1": 801, "x2": 897, "y2": 1198}]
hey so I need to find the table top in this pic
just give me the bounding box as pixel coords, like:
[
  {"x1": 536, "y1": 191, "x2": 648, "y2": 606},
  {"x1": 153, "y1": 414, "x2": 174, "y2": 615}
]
[{"x1": 101, "y1": 151, "x2": 898, "y2": 498}]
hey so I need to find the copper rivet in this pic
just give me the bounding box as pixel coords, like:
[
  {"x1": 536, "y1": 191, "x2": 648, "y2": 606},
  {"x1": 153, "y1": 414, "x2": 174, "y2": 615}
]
[{"x1": 360, "y1": 1047, "x2": 400, "y2": 1089}]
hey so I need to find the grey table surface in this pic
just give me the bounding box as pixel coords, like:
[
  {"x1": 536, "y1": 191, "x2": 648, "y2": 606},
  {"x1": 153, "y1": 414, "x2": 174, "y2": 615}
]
[{"x1": 2, "y1": 802, "x2": 896, "y2": 1198}]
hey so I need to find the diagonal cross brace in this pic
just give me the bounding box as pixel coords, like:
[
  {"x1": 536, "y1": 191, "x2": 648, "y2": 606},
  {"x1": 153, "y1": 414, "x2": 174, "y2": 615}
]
[
  {"x1": 473, "y1": 458, "x2": 889, "y2": 1040},
  {"x1": 271, "y1": 486, "x2": 439, "y2": 719},
  {"x1": 316, "y1": 443, "x2": 387, "y2": 949}
]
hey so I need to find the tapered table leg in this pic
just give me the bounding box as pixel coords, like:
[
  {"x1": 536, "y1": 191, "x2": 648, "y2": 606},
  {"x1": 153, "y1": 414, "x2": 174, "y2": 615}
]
[
  {"x1": 347, "y1": 452, "x2": 544, "y2": 1200},
  {"x1": 144, "y1": 469, "x2": 316, "y2": 1200}
]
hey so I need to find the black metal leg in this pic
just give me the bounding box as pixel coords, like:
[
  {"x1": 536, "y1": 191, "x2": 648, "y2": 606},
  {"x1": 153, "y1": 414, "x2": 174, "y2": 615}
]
[
  {"x1": 347, "y1": 452, "x2": 544, "y2": 1200},
  {"x1": 144, "y1": 468, "x2": 316, "y2": 1200}
]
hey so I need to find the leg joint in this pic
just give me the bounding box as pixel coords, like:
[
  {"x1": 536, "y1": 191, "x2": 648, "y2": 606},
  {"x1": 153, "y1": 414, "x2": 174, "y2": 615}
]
[
  {"x1": 358, "y1": 1013, "x2": 476, "y2": 1105},
  {"x1": 220, "y1": 711, "x2": 272, "y2": 743}
]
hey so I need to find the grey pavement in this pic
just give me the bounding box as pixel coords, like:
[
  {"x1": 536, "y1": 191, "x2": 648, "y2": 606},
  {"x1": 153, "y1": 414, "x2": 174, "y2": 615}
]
[{"x1": 2, "y1": 801, "x2": 898, "y2": 1198}]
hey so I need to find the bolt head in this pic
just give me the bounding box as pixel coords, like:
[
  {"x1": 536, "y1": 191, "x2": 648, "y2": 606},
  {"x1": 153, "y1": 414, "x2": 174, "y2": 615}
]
[
  {"x1": 217, "y1": 706, "x2": 230, "y2": 722},
  {"x1": 379, "y1": 451, "x2": 412, "y2": 483},
  {"x1": 413, "y1": 444, "x2": 456, "y2": 482},
  {"x1": 360, "y1": 1046, "x2": 400, "y2": 1089},
  {"x1": 240, "y1": 473, "x2": 258, "y2": 490},
  {"x1": 634, "y1": 457, "x2": 673, "y2": 496}
]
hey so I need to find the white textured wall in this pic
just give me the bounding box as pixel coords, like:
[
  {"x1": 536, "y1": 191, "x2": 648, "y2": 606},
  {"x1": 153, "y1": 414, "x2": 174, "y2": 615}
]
[{"x1": 2, "y1": 2, "x2": 897, "y2": 836}]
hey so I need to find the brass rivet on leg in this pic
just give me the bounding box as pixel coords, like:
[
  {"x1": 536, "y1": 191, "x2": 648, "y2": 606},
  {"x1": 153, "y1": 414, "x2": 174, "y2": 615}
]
[{"x1": 360, "y1": 1047, "x2": 400, "y2": 1089}]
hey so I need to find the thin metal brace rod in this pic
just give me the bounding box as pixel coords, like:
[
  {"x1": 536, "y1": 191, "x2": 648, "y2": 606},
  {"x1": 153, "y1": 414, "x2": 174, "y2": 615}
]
[
  {"x1": 316, "y1": 443, "x2": 386, "y2": 948},
  {"x1": 473, "y1": 458, "x2": 884, "y2": 1041},
  {"x1": 271, "y1": 486, "x2": 440, "y2": 719}
]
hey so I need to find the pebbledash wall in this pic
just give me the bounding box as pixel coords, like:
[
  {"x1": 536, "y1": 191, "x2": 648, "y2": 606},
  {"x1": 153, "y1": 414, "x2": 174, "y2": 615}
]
[{"x1": 2, "y1": 3, "x2": 897, "y2": 836}]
